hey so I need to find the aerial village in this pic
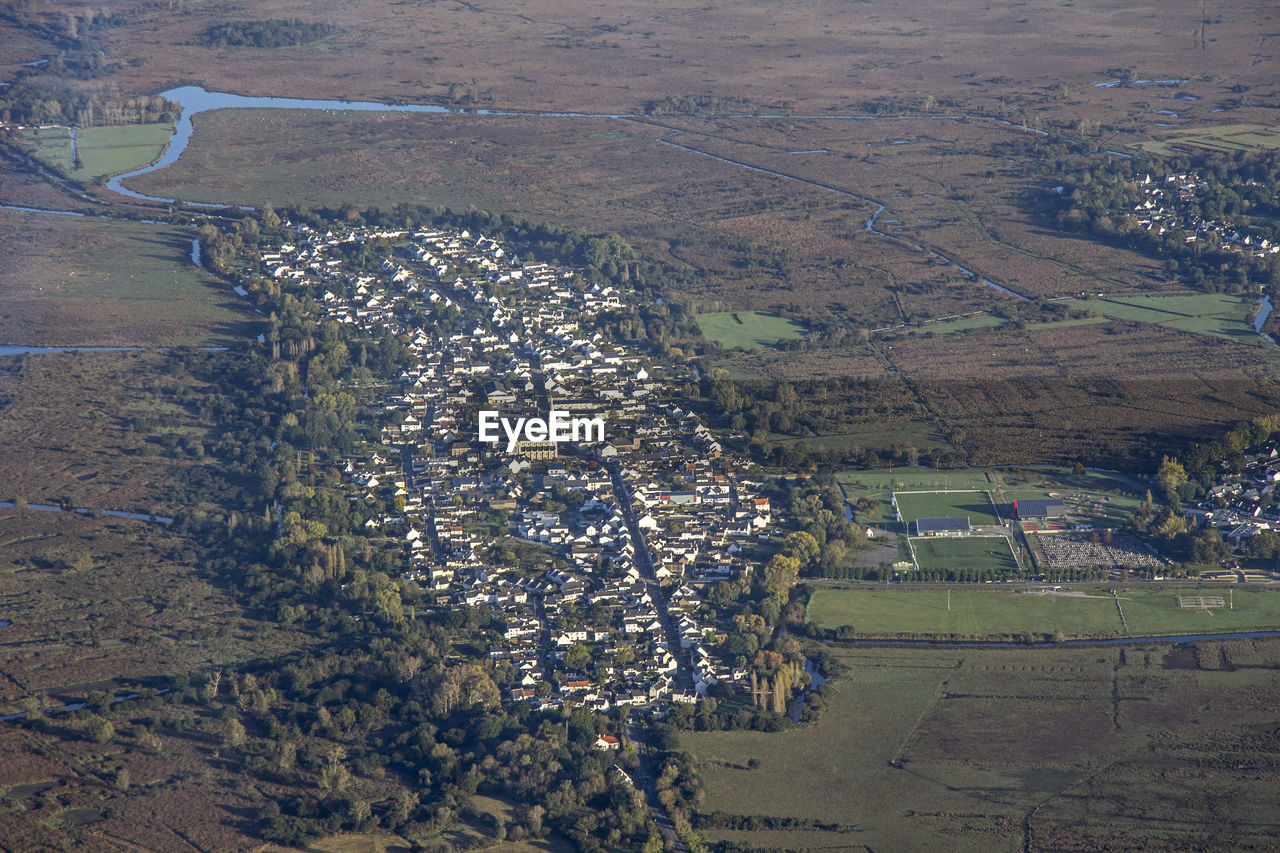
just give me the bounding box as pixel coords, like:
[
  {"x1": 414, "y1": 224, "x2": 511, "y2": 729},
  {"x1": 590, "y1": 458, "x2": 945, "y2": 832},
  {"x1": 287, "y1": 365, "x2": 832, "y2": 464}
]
[
  {"x1": 1185, "y1": 441, "x2": 1280, "y2": 567},
  {"x1": 250, "y1": 221, "x2": 779, "y2": 716},
  {"x1": 1129, "y1": 171, "x2": 1280, "y2": 257}
]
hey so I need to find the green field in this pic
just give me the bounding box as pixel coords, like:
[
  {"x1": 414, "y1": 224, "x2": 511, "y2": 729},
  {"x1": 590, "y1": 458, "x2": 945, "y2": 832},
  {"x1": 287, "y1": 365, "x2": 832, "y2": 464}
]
[
  {"x1": 893, "y1": 489, "x2": 1001, "y2": 526},
  {"x1": 807, "y1": 587, "x2": 1122, "y2": 637},
  {"x1": 909, "y1": 535, "x2": 1019, "y2": 573},
  {"x1": 13, "y1": 124, "x2": 172, "y2": 182},
  {"x1": 684, "y1": 642, "x2": 1280, "y2": 851},
  {"x1": 1076, "y1": 294, "x2": 1264, "y2": 345},
  {"x1": 806, "y1": 586, "x2": 1280, "y2": 638},
  {"x1": 696, "y1": 311, "x2": 807, "y2": 349},
  {"x1": 1141, "y1": 123, "x2": 1280, "y2": 156},
  {"x1": 907, "y1": 314, "x2": 1005, "y2": 335}
]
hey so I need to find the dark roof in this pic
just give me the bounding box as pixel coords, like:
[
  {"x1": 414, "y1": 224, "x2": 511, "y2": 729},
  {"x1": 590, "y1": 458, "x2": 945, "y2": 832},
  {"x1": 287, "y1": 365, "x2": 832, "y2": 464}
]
[
  {"x1": 1013, "y1": 498, "x2": 1066, "y2": 519},
  {"x1": 914, "y1": 516, "x2": 971, "y2": 533}
]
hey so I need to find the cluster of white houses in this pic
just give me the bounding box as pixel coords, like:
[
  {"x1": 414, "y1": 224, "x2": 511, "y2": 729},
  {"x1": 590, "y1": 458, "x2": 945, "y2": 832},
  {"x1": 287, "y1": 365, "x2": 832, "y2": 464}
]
[
  {"x1": 1186, "y1": 442, "x2": 1280, "y2": 555},
  {"x1": 1129, "y1": 172, "x2": 1280, "y2": 257},
  {"x1": 250, "y1": 220, "x2": 780, "y2": 712}
]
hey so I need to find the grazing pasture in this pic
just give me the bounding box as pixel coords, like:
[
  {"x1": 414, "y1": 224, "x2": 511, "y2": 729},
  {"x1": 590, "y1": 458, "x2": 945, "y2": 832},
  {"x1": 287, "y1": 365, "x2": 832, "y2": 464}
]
[
  {"x1": 1140, "y1": 124, "x2": 1280, "y2": 156},
  {"x1": 696, "y1": 311, "x2": 807, "y2": 349},
  {"x1": 0, "y1": 209, "x2": 258, "y2": 347},
  {"x1": 806, "y1": 587, "x2": 1280, "y2": 639},
  {"x1": 11, "y1": 124, "x2": 172, "y2": 182},
  {"x1": 685, "y1": 641, "x2": 1280, "y2": 851}
]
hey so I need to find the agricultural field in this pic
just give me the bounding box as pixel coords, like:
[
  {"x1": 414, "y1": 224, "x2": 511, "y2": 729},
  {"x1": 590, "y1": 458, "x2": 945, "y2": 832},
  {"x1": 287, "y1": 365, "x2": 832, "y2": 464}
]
[
  {"x1": 909, "y1": 536, "x2": 1020, "y2": 574},
  {"x1": 0, "y1": 209, "x2": 258, "y2": 347},
  {"x1": 806, "y1": 587, "x2": 1280, "y2": 639},
  {"x1": 684, "y1": 641, "x2": 1280, "y2": 851},
  {"x1": 1076, "y1": 293, "x2": 1264, "y2": 346},
  {"x1": 893, "y1": 489, "x2": 1001, "y2": 526},
  {"x1": 10, "y1": 124, "x2": 172, "y2": 183},
  {"x1": 1140, "y1": 123, "x2": 1280, "y2": 156},
  {"x1": 695, "y1": 311, "x2": 806, "y2": 350}
]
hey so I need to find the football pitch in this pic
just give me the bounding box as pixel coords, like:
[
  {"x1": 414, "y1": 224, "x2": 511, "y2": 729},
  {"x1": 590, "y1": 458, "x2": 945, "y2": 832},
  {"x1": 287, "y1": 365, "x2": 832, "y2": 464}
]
[
  {"x1": 894, "y1": 489, "x2": 1002, "y2": 527},
  {"x1": 909, "y1": 535, "x2": 1020, "y2": 573}
]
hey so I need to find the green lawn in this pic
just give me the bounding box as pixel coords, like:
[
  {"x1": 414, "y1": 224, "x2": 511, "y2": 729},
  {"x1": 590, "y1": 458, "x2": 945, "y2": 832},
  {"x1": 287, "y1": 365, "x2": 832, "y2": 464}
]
[
  {"x1": 696, "y1": 311, "x2": 807, "y2": 349},
  {"x1": 910, "y1": 535, "x2": 1020, "y2": 573},
  {"x1": 894, "y1": 489, "x2": 1001, "y2": 526}
]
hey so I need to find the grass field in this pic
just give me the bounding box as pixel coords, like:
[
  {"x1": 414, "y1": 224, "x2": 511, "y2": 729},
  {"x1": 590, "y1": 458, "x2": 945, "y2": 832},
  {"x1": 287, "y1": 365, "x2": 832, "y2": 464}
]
[
  {"x1": 696, "y1": 311, "x2": 807, "y2": 349},
  {"x1": 1141, "y1": 124, "x2": 1280, "y2": 156},
  {"x1": 893, "y1": 489, "x2": 1001, "y2": 526},
  {"x1": 907, "y1": 314, "x2": 1005, "y2": 336},
  {"x1": 1076, "y1": 294, "x2": 1264, "y2": 345},
  {"x1": 909, "y1": 536, "x2": 1019, "y2": 573},
  {"x1": 806, "y1": 587, "x2": 1280, "y2": 638},
  {"x1": 0, "y1": 209, "x2": 258, "y2": 346},
  {"x1": 684, "y1": 641, "x2": 1280, "y2": 851},
  {"x1": 12, "y1": 124, "x2": 172, "y2": 182},
  {"x1": 807, "y1": 588, "x2": 1123, "y2": 637}
]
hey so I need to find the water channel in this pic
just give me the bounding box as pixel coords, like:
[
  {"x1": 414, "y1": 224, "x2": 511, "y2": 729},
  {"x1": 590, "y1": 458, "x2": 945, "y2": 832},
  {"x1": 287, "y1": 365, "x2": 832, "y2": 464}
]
[{"x1": 0, "y1": 501, "x2": 173, "y2": 524}]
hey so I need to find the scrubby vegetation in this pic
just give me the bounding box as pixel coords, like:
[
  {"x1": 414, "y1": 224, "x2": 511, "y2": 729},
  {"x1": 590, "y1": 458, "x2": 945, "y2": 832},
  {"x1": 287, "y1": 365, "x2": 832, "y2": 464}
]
[{"x1": 199, "y1": 19, "x2": 342, "y2": 49}]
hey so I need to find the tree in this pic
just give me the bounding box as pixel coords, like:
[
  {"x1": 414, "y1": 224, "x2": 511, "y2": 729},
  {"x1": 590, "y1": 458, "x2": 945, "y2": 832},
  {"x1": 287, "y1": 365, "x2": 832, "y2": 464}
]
[
  {"x1": 1251, "y1": 529, "x2": 1280, "y2": 559},
  {"x1": 1155, "y1": 456, "x2": 1188, "y2": 504},
  {"x1": 85, "y1": 715, "x2": 114, "y2": 744},
  {"x1": 226, "y1": 717, "x2": 247, "y2": 748},
  {"x1": 762, "y1": 554, "x2": 800, "y2": 604}
]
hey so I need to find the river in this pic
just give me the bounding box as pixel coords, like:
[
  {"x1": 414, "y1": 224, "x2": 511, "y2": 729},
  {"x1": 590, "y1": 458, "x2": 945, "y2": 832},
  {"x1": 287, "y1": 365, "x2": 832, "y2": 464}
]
[{"x1": 0, "y1": 501, "x2": 173, "y2": 524}]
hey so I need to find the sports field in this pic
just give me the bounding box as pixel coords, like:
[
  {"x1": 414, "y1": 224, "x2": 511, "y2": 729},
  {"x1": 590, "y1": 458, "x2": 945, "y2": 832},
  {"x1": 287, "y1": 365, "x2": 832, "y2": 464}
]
[
  {"x1": 910, "y1": 535, "x2": 1019, "y2": 573},
  {"x1": 894, "y1": 489, "x2": 1001, "y2": 526},
  {"x1": 696, "y1": 311, "x2": 807, "y2": 349},
  {"x1": 807, "y1": 587, "x2": 1280, "y2": 638}
]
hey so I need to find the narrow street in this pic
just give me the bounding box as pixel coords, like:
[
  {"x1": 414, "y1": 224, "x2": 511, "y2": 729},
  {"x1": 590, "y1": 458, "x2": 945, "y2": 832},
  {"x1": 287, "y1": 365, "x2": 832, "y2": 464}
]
[
  {"x1": 627, "y1": 718, "x2": 690, "y2": 853},
  {"x1": 606, "y1": 460, "x2": 694, "y2": 689}
]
